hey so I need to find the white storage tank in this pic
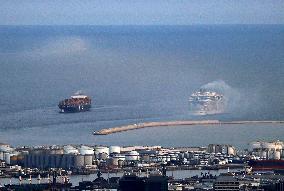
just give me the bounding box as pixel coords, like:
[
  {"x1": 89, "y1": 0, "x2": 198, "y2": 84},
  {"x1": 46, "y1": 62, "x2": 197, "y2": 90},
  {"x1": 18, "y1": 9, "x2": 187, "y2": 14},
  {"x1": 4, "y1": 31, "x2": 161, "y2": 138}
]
[
  {"x1": 49, "y1": 149, "x2": 64, "y2": 155},
  {"x1": 228, "y1": 147, "x2": 236, "y2": 156},
  {"x1": 109, "y1": 146, "x2": 121, "y2": 154},
  {"x1": 94, "y1": 146, "x2": 109, "y2": 155},
  {"x1": 261, "y1": 142, "x2": 275, "y2": 150},
  {"x1": 4, "y1": 153, "x2": 16, "y2": 165},
  {"x1": 79, "y1": 146, "x2": 94, "y2": 155},
  {"x1": 0, "y1": 145, "x2": 14, "y2": 153},
  {"x1": 274, "y1": 141, "x2": 283, "y2": 150},
  {"x1": 125, "y1": 151, "x2": 139, "y2": 161},
  {"x1": 0, "y1": 151, "x2": 4, "y2": 161},
  {"x1": 74, "y1": 155, "x2": 85, "y2": 168},
  {"x1": 63, "y1": 145, "x2": 79, "y2": 154},
  {"x1": 249, "y1": 142, "x2": 261, "y2": 151},
  {"x1": 274, "y1": 151, "x2": 281, "y2": 160},
  {"x1": 84, "y1": 155, "x2": 93, "y2": 166},
  {"x1": 281, "y1": 149, "x2": 284, "y2": 159}
]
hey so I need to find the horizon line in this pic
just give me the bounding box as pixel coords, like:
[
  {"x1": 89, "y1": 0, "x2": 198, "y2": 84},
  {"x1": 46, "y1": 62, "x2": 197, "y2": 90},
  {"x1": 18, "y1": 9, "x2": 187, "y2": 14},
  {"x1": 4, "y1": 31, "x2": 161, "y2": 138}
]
[{"x1": 1, "y1": 23, "x2": 284, "y2": 27}]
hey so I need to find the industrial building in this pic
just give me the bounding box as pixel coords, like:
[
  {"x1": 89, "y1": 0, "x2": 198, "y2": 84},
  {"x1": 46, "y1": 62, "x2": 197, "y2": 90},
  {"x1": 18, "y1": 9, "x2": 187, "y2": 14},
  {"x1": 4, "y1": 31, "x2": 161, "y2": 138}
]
[
  {"x1": 249, "y1": 141, "x2": 284, "y2": 160},
  {"x1": 213, "y1": 176, "x2": 240, "y2": 191},
  {"x1": 207, "y1": 144, "x2": 236, "y2": 156}
]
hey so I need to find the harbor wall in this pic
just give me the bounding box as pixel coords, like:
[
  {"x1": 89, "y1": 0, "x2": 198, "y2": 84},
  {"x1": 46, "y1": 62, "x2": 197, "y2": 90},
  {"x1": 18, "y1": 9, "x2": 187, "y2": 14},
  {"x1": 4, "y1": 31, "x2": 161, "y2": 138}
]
[{"x1": 93, "y1": 120, "x2": 284, "y2": 135}]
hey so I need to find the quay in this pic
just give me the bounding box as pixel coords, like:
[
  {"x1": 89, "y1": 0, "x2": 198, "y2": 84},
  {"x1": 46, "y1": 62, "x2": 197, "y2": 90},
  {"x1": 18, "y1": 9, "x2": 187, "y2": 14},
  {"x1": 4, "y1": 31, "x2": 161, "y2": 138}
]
[{"x1": 93, "y1": 120, "x2": 284, "y2": 135}]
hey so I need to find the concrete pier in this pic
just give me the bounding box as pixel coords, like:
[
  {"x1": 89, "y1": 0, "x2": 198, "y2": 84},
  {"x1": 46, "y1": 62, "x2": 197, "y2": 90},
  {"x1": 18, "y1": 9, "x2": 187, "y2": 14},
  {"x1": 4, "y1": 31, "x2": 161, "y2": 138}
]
[{"x1": 93, "y1": 120, "x2": 284, "y2": 135}]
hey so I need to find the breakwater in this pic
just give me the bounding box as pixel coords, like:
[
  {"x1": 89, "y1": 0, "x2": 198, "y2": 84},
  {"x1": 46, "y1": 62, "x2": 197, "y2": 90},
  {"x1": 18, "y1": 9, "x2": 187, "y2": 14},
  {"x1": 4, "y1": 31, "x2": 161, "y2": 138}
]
[{"x1": 93, "y1": 120, "x2": 284, "y2": 135}]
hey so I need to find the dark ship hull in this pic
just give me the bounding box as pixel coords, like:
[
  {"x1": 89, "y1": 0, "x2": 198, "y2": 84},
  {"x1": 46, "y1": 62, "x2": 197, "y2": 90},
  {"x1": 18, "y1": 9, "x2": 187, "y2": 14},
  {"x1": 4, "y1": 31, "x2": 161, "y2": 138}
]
[
  {"x1": 58, "y1": 94, "x2": 92, "y2": 113},
  {"x1": 248, "y1": 160, "x2": 284, "y2": 171},
  {"x1": 59, "y1": 104, "x2": 91, "y2": 113}
]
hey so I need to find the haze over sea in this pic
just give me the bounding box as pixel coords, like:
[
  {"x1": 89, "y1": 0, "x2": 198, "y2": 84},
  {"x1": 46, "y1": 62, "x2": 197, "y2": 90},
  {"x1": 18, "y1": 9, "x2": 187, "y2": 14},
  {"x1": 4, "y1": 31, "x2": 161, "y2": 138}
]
[{"x1": 0, "y1": 25, "x2": 283, "y2": 148}]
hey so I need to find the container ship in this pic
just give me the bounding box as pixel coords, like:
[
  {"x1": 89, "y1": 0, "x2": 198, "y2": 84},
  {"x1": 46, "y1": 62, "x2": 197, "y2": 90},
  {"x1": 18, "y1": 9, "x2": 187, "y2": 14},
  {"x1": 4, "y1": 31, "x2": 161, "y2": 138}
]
[
  {"x1": 248, "y1": 160, "x2": 284, "y2": 171},
  {"x1": 189, "y1": 88, "x2": 225, "y2": 115},
  {"x1": 58, "y1": 94, "x2": 91, "y2": 113}
]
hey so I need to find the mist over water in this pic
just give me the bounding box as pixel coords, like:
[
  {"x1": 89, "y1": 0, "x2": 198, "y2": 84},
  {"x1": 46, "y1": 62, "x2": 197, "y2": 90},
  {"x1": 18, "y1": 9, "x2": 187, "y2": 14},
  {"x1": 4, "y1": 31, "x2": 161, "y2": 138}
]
[
  {"x1": 0, "y1": 25, "x2": 283, "y2": 146},
  {"x1": 200, "y1": 80, "x2": 241, "y2": 113}
]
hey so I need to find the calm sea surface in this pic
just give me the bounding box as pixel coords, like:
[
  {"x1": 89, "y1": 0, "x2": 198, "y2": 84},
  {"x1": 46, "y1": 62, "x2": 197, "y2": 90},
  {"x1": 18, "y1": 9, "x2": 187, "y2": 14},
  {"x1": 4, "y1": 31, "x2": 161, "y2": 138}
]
[{"x1": 0, "y1": 25, "x2": 283, "y2": 148}]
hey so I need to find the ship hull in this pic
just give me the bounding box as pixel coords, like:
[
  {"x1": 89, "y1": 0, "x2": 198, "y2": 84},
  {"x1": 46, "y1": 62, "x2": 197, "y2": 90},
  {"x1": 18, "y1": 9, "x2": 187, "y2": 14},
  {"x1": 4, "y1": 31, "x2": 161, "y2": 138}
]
[
  {"x1": 59, "y1": 104, "x2": 91, "y2": 113},
  {"x1": 248, "y1": 160, "x2": 284, "y2": 171},
  {"x1": 189, "y1": 103, "x2": 225, "y2": 116},
  {"x1": 189, "y1": 109, "x2": 225, "y2": 116}
]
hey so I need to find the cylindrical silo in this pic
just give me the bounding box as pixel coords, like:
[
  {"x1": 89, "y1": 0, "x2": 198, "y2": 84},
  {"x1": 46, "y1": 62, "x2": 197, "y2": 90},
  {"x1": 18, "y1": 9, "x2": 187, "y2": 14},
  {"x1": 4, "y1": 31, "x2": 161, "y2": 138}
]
[
  {"x1": 44, "y1": 155, "x2": 50, "y2": 169},
  {"x1": 4, "y1": 153, "x2": 15, "y2": 165},
  {"x1": 55, "y1": 155, "x2": 63, "y2": 168},
  {"x1": 50, "y1": 149, "x2": 64, "y2": 155},
  {"x1": 16, "y1": 154, "x2": 25, "y2": 166},
  {"x1": 10, "y1": 155, "x2": 18, "y2": 165},
  {"x1": 262, "y1": 142, "x2": 275, "y2": 150},
  {"x1": 274, "y1": 151, "x2": 281, "y2": 160},
  {"x1": 25, "y1": 154, "x2": 32, "y2": 168},
  {"x1": 94, "y1": 146, "x2": 109, "y2": 156},
  {"x1": 30, "y1": 154, "x2": 36, "y2": 168},
  {"x1": 228, "y1": 147, "x2": 236, "y2": 156},
  {"x1": 0, "y1": 151, "x2": 4, "y2": 161},
  {"x1": 35, "y1": 155, "x2": 41, "y2": 168},
  {"x1": 64, "y1": 145, "x2": 79, "y2": 154},
  {"x1": 84, "y1": 155, "x2": 93, "y2": 166},
  {"x1": 63, "y1": 154, "x2": 74, "y2": 169},
  {"x1": 50, "y1": 155, "x2": 57, "y2": 168},
  {"x1": 79, "y1": 146, "x2": 94, "y2": 155},
  {"x1": 74, "y1": 155, "x2": 85, "y2": 168},
  {"x1": 0, "y1": 145, "x2": 13, "y2": 153},
  {"x1": 109, "y1": 146, "x2": 121, "y2": 154}
]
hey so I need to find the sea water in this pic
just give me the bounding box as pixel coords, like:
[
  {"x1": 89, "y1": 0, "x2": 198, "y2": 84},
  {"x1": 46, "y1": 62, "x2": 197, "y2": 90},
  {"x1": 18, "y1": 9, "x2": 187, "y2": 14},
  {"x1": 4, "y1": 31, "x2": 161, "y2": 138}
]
[{"x1": 0, "y1": 25, "x2": 283, "y2": 147}]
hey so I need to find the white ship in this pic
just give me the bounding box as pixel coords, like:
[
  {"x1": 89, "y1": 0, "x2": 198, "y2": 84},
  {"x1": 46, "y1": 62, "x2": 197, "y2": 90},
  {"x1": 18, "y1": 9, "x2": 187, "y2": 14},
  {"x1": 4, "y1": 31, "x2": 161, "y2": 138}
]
[{"x1": 189, "y1": 89, "x2": 225, "y2": 115}]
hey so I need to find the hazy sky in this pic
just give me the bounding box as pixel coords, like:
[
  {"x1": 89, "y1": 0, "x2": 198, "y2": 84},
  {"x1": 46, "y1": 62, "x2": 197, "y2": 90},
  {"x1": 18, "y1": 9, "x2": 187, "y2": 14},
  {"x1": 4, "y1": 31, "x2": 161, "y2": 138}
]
[{"x1": 1, "y1": 0, "x2": 284, "y2": 25}]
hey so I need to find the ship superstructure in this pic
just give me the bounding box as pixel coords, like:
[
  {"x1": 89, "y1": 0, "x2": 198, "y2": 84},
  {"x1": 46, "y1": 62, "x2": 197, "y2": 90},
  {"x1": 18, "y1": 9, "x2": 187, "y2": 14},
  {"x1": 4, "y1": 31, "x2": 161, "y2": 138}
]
[
  {"x1": 189, "y1": 89, "x2": 225, "y2": 115},
  {"x1": 58, "y1": 94, "x2": 91, "y2": 113}
]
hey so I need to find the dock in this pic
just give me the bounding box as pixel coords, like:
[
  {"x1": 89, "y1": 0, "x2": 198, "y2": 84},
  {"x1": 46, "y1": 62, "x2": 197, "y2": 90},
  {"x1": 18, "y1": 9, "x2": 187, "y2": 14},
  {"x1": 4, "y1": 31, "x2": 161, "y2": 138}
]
[{"x1": 93, "y1": 120, "x2": 284, "y2": 135}]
